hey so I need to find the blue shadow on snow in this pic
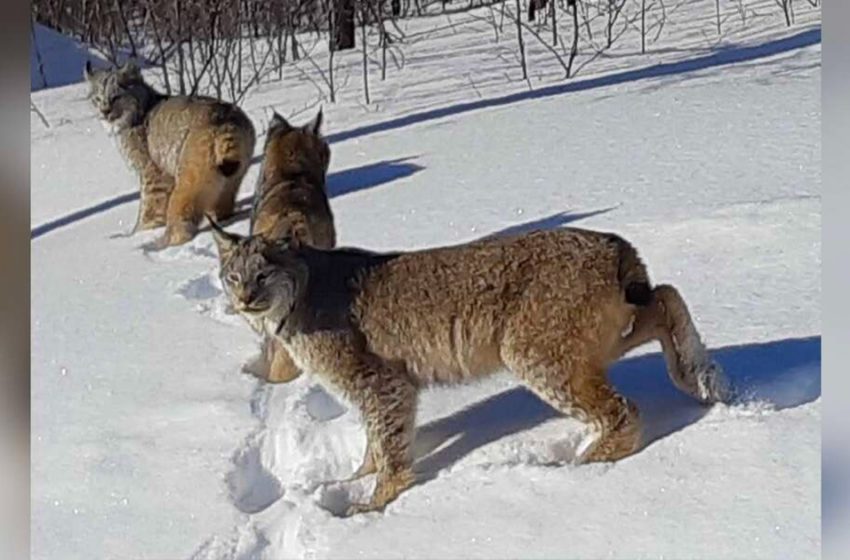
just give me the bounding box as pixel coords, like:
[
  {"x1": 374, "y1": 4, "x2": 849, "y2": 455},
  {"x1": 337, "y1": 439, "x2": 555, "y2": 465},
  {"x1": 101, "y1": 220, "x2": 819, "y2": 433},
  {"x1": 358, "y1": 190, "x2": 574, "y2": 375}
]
[
  {"x1": 30, "y1": 191, "x2": 140, "y2": 239},
  {"x1": 480, "y1": 206, "x2": 617, "y2": 239},
  {"x1": 326, "y1": 156, "x2": 423, "y2": 198},
  {"x1": 414, "y1": 336, "x2": 821, "y2": 477},
  {"x1": 30, "y1": 29, "x2": 819, "y2": 241},
  {"x1": 325, "y1": 29, "x2": 821, "y2": 145},
  {"x1": 31, "y1": 157, "x2": 424, "y2": 240}
]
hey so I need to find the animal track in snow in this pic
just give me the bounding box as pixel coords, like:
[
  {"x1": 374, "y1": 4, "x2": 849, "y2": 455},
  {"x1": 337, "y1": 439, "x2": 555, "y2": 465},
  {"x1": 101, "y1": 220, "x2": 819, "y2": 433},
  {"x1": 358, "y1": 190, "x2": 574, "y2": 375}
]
[
  {"x1": 226, "y1": 437, "x2": 284, "y2": 514},
  {"x1": 303, "y1": 385, "x2": 347, "y2": 422},
  {"x1": 226, "y1": 387, "x2": 285, "y2": 514},
  {"x1": 175, "y1": 271, "x2": 243, "y2": 327},
  {"x1": 176, "y1": 272, "x2": 221, "y2": 301}
]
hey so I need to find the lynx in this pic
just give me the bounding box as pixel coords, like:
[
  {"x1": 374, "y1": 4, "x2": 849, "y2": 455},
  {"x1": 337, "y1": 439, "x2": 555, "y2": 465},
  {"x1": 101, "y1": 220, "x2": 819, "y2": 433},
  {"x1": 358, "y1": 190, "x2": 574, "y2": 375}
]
[
  {"x1": 209, "y1": 223, "x2": 729, "y2": 516},
  {"x1": 84, "y1": 61, "x2": 256, "y2": 247},
  {"x1": 230, "y1": 109, "x2": 336, "y2": 383},
  {"x1": 250, "y1": 109, "x2": 335, "y2": 248}
]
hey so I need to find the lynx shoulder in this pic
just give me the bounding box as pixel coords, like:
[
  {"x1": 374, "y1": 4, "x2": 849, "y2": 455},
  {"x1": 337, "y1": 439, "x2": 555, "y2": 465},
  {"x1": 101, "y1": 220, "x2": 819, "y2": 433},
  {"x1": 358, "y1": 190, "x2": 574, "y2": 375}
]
[
  {"x1": 84, "y1": 61, "x2": 256, "y2": 246},
  {"x1": 210, "y1": 225, "x2": 729, "y2": 516}
]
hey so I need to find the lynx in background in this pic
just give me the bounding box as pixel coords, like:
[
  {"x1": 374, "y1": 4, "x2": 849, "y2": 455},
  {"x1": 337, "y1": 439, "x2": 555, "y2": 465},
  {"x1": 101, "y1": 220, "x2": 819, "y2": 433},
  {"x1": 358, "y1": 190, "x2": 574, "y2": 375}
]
[
  {"x1": 84, "y1": 61, "x2": 256, "y2": 246},
  {"x1": 226, "y1": 109, "x2": 335, "y2": 383},
  {"x1": 250, "y1": 109, "x2": 335, "y2": 248},
  {"x1": 210, "y1": 225, "x2": 730, "y2": 516}
]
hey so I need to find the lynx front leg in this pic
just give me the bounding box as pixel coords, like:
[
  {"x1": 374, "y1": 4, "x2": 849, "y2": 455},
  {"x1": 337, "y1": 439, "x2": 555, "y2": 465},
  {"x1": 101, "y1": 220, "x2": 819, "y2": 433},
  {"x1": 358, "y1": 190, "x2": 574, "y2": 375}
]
[
  {"x1": 241, "y1": 337, "x2": 302, "y2": 384},
  {"x1": 135, "y1": 190, "x2": 169, "y2": 233},
  {"x1": 134, "y1": 165, "x2": 174, "y2": 232},
  {"x1": 345, "y1": 468, "x2": 416, "y2": 516},
  {"x1": 266, "y1": 337, "x2": 302, "y2": 383},
  {"x1": 342, "y1": 438, "x2": 376, "y2": 482},
  {"x1": 118, "y1": 126, "x2": 173, "y2": 234},
  {"x1": 344, "y1": 366, "x2": 418, "y2": 516}
]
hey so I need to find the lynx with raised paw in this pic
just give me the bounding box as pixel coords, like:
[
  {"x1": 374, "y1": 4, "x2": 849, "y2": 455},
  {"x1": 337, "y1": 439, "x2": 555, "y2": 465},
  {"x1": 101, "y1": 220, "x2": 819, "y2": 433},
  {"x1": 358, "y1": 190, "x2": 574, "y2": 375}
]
[{"x1": 210, "y1": 223, "x2": 729, "y2": 515}]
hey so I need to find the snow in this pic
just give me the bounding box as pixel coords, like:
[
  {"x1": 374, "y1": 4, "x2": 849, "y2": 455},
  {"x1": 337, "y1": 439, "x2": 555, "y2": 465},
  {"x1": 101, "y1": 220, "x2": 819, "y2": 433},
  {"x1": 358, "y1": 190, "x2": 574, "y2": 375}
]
[{"x1": 32, "y1": 3, "x2": 820, "y2": 559}]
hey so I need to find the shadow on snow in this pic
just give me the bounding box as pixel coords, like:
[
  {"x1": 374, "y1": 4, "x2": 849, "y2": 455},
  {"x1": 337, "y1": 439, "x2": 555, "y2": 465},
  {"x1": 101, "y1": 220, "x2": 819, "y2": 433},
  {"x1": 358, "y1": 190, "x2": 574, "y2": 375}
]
[
  {"x1": 31, "y1": 29, "x2": 819, "y2": 240},
  {"x1": 413, "y1": 336, "x2": 820, "y2": 478},
  {"x1": 31, "y1": 157, "x2": 424, "y2": 239}
]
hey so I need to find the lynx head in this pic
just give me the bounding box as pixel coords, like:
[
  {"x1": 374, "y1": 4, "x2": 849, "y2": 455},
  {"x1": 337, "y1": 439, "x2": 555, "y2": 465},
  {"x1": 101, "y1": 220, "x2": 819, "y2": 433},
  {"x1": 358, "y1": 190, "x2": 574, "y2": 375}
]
[
  {"x1": 83, "y1": 61, "x2": 154, "y2": 132},
  {"x1": 263, "y1": 108, "x2": 331, "y2": 181},
  {"x1": 208, "y1": 216, "x2": 307, "y2": 323}
]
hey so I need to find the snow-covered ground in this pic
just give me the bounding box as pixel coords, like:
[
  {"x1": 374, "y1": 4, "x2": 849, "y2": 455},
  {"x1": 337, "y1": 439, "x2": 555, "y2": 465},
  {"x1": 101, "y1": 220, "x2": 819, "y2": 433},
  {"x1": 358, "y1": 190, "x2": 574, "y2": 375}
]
[{"x1": 32, "y1": 2, "x2": 821, "y2": 559}]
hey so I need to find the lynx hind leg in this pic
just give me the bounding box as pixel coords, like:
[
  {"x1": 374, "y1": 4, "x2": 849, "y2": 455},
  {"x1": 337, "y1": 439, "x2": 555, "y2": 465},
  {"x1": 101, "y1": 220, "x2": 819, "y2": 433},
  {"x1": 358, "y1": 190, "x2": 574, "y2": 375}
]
[
  {"x1": 618, "y1": 284, "x2": 730, "y2": 404},
  {"x1": 211, "y1": 172, "x2": 245, "y2": 222},
  {"x1": 135, "y1": 188, "x2": 169, "y2": 232},
  {"x1": 345, "y1": 364, "x2": 417, "y2": 516},
  {"x1": 161, "y1": 162, "x2": 225, "y2": 246},
  {"x1": 501, "y1": 332, "x2": 642, "y2": 464},
  {"x1": 162, "y1": 188, "x2": 200, "y2": 247}
]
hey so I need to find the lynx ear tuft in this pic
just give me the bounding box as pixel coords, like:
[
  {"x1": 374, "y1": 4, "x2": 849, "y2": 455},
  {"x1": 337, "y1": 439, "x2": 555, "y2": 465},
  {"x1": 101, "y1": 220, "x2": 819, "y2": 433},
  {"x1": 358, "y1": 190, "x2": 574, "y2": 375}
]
[
  {"x1": 206, "y1": 214, "x2": 241, "y2": 259},
  {"x1": 118, "y1": 60, "x2": 141, "y2": 79},
  {"x1": 304, "y1": 107, "x2": 323, "y2": 136},
  {"x1": 269, "y1": 111, "x2": 292, "y2": 133}
]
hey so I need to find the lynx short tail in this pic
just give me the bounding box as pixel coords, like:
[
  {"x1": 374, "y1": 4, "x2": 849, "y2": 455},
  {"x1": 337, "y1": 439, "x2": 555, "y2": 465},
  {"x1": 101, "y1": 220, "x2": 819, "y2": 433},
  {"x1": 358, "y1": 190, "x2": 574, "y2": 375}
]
[
  {"x1": 610, "y1": 234, "x2": 652, "y2": 306},
  {"x1": 214, "y1": 131, "x2": 247, "y2": 178}
]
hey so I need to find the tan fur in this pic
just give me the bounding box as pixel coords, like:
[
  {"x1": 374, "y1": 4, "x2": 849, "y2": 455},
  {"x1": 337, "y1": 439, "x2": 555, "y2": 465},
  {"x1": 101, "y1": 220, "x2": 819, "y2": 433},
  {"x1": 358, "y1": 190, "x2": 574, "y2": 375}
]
[
  {"x1": 84, "y1": 63, "x2": 255, "y2": 246},
  {"x1": 251, "y1": 110, "x2": 335, "y2": 248},
  {"x1": 134, "y1": 98, "x2": 255, "y2": 245},
  {"x1": 241, "y1": 334, "x2": 302, "y2": 384},
  {"x1": 240, "y1": 110, "x2": 335, "y2": 384},
  {"x1": 212, "y1": 227, "x2": 729, "y2": 515}
]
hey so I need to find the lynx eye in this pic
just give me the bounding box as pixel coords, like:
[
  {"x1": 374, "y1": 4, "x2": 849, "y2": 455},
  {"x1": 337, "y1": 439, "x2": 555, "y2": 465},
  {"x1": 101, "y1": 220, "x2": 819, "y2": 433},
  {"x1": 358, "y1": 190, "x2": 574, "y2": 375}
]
[
  {"x1": 256, "y1": 271, "x2": 270, "y2": 285},
  {"x1": 226, "y1": 272, "x2": 240, "y2": 284}
]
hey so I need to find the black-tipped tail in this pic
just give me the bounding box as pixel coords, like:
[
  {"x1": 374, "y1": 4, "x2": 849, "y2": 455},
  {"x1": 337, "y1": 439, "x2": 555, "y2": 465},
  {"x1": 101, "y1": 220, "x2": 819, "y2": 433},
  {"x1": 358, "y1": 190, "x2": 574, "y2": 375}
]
[
  {"x1": 609, "y1": 233, "x2": 653, "y2": 306},
  {"x1": 624, "y1": 281, "x2": 652, "y2": 306}
]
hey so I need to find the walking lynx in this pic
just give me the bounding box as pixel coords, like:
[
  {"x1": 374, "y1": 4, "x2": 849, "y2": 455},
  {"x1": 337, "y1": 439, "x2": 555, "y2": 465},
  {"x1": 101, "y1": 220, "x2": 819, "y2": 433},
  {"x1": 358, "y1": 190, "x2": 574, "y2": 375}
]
[
  {"x1": 250, "y1": 109, "x2": 335, "y2": 247},
  {"x1": 84, "y1": 61, "x2": 256, "y2": 246},
  {"x1": 210, "y1": 223, "x2": 729, "y2": 516}
]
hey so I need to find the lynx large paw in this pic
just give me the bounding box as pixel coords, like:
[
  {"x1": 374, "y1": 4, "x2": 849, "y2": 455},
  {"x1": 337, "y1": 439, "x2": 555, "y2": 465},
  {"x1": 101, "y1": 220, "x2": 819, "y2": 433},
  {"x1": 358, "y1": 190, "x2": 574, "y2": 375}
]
[
  {"x1": 579, "y1": 400, "x2": 642, "y2": 464},
  {"x1": 161, "y1": 221, "x2": 197, "y2": 247},
  {"x1": 343, "y1": 468, "x2": 415, "y2": 516},
  {"x1": 689, "y1": 360, "x2": 732, "y2": 404},
  {"x1": 344, "y1": 501, "x2": 383, "y2": 517}
]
